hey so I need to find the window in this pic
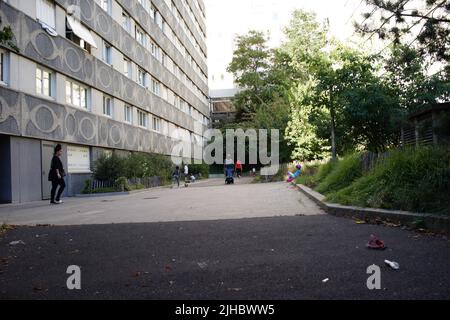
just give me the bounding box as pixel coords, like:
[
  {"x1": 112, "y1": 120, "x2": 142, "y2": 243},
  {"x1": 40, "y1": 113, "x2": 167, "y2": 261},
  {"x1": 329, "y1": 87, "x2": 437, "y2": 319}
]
[
  {"x1": 37, "y1": 0, "x2": 55, "y2": 29},
  {"x1": 100, "y1": 0, "x2": 111, "y2": 14},
  {"x1": 137, "y1": 68, "x2": 146, "y2": 87},
  {"x1": 155, "y1": 11, "x2": 163, "y2": 29},
  {"x1": 152, "y1": 116, "x2": 161, "y2": 132},
  {"x1": 123, "y1": 58, "x2": 131, "y2": 78},
  {"x1": 161, "y1": 85, "x2": 168, "y2": 101},
  {"x1": 66, "y1": 79, "x2": 88, "y2": 109},
  {"x1": 124, "y1": 105, "x2": 133, "y2": 124},
  {"x1": 150, "y1": 5, "x2": 156, "y2": 19},
  {"x1": 0, "y1": 52, "x2": 3, "y2": 83},
  {"x1": 135, "y1": 26, "x2": 146, "y2": 47},
  {"x1": 151, "y1": 78, "x2": 160, "y2": 95},
  {"x1": 122, "y1": 12, "x2": 131, "y2": 33},
  {"x1": 66, "y1": 17, "x2": 94, "y2": 53},
  {"x1": 102, "y1": 41, "x2": 112, "y2": 64},
  {"x1": 103, "y1": 95, "x2": 113, "y2": 117},
  {"x1": 155, "y1": 46, "x2": 161, "y2": 62},
  {"x1": 138, "y1": 110, "x2": 148, "y2": 128},
  {"x1": 36, "y1": 66, "x2": 53, "y2": 97},
  {"x1": 0, "y1": 51, "x2": 8, "y2": 84},
  {"x1": 150, "y1": 41, "x2": 157, "y2": 57}
]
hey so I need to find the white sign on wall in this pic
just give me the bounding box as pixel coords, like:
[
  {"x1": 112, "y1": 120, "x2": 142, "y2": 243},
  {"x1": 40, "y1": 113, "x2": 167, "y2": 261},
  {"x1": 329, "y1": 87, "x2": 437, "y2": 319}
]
[{"x1": 67, "y1": 145, "x2": 91, "y2": 173}]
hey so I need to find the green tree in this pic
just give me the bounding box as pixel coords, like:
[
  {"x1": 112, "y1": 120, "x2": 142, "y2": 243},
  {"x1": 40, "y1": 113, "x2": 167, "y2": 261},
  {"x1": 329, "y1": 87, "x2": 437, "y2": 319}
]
[
  {"x1": 356, "y1": 0, "x2": 450, "y2": 64},
  {"x1": 227, "y1": 30, "x2": 272, "y2": 121},
  {"x1": 383, "y1": 44, "x2": 450, "y2": 112}
]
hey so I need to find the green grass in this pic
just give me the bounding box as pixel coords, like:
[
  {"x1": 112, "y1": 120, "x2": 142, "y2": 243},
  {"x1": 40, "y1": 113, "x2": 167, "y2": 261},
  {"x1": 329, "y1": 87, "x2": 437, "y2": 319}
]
[
  {"x1": 326, "y1": 147, "x2": 450, "y2": 214},
  {"x1": 315, "y1": 153, "x2": 363, "y2": 194}
]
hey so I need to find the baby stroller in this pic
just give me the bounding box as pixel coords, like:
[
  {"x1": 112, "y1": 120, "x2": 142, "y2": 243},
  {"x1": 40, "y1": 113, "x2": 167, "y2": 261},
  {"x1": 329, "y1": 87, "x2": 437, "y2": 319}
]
[{"x1": 225, "y1": 166, "x2": 234, "y2": 184}]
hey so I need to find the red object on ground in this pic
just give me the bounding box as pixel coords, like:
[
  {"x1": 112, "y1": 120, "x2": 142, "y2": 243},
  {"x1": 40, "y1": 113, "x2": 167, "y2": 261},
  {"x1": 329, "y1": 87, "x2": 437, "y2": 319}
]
[{"x1": 367, "y1": 234, "x2": 387, "y2": 250}]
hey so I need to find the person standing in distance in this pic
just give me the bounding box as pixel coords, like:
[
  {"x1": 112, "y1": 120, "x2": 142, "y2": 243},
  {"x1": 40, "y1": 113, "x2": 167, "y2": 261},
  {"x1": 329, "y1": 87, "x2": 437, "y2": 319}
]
[{"x1": 48, "y1": 144, "x2": 66, "y2": 204}]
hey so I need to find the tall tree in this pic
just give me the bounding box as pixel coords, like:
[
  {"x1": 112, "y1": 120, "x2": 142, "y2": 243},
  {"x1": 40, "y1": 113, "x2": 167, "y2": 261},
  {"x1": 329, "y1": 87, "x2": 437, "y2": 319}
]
[
  {"x1": 356, "y1": 0, "x2": 450, "y2": 64},
  {"x1": 383, "y1": 44, "x2": 450, "y2": 111},
  {"x1": 227, "y1": 30, "x2": 272, "y2": 121}
]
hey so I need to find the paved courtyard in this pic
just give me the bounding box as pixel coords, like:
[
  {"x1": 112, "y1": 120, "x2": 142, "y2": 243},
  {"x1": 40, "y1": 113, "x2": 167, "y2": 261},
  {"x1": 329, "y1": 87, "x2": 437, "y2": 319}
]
[
  {"x1": 0, "y1": 179, "x2": 449, "y2": 300},
  {"x1": 0, "y1": 178, "x2": 323, "y2": 226}
]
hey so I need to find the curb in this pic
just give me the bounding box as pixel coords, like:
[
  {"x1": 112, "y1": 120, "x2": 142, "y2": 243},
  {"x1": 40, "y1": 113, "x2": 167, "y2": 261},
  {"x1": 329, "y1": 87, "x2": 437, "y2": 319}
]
[{"x1": 295, "y1": 184, "x2": 450, "y2": 235}]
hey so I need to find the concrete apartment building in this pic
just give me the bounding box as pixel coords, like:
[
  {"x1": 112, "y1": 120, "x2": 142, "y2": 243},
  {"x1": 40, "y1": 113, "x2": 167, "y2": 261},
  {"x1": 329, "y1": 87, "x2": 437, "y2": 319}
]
[{"x1": 0, "y1": 0, "x2": 209, "y2": 203}]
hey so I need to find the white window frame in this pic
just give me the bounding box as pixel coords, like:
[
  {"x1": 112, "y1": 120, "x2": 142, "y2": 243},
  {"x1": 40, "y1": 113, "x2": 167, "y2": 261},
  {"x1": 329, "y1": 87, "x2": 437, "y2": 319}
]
[
  {"x1": 36, "y1": 65, "x2": 54, "y2": 98},
  {"x1": 121, "y1": 11, "x2": 131, "y2": 33},
  {"x1": 135, "y1": 26, "x2": 146, "y2": 47},
  {"x1": 138, "y1": 110, "x2": 148, "y2": 128},
  {"x1": 0, "y1": 50, "x2": 9, "y2": 85},
  {"x1": 100, "y1": 0, "x2": 112, "y2": 15},
  {"x1": 152, "y1": 116, "x2": 161, "y2": 132},
  {"x1": 103, "y1": 95, "x2": 113, "y2": 117},
  {"x1": 37, "y1": 0, "x2": 56, "y2": 30},
  {"x1": 124, "y1": 105, "x2": 133, "y2": 124},
  {"x1": 123, "y1": 57, "x2": 131, "y2": 78},
  {"x1": 151, "y1": 78, "x2": 160, "y2": 96},
  {"x1": 66, "y1": 79, "x2": 89, "y2": 109},
  {"x1": 137, "y1": 68, "x2": 146, "y2": 87},
  {"x1": 102, "y1": 41, "x2": 112, "y2": 65}
]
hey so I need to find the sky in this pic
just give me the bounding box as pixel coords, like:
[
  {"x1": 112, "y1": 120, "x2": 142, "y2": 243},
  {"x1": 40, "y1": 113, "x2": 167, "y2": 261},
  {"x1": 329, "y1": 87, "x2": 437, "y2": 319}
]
[{"x1": 204, "y1": 0, "x2": 375, "y2": 92}]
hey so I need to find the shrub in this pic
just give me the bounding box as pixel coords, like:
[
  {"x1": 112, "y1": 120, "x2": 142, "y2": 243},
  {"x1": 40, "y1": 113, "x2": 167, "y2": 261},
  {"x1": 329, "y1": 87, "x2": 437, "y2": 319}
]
[
  {"x1": 93, "y1": 153, "x2": 126, "y2": 181},
  {"x1": 115, "y1": 176, "x2": 130, "y2": 192},
  {"x1": 82, "y1": 179, "x2": 93, "y2": 194},
  {"x1": 188, "y1": 163, "x2": 210, "y2": 178}
]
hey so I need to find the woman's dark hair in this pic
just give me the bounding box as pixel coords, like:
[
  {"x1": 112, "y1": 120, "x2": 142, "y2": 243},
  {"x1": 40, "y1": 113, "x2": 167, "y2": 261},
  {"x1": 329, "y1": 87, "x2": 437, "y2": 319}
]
[
  {"x1": 54, "y1": 144, "x2": 62, "y2": 155},
  {"x1": 176, "y1": 166, "x2": 179, "y2": 170}
]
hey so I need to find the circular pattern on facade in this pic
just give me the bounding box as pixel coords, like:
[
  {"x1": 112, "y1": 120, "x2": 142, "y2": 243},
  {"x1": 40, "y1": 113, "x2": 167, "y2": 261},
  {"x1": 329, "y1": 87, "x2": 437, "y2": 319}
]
[
  {"x1": 98, "y1": 66, "x2": 112, "y2": 89},
  {"x1": 126, "y1": 127, "x2": 137, "y2": 147},
  {"x1": 135, "y1": 46, "x2": 144, "y2": 65},
  {"x1": 124, "y1": 81, "x2": 134, "y2": 100},
  {"x1": 99, "y1": 122, "x2": 108, "y2": 142},
  {"x1": 30, "y1": 104, "x2": 59, "y2": 133},
  {"x1": 136, "y1": 87, "x2": 146, "y2": 105},
  {"x1": 30, "y1": 30, "x2": 59, "y2": 61},
  {"x1": 79, "y1": 117, "x2": 96, "y2": 141},
  {"x1": 80, "y1": 1, "x2": 94, "y2": 22},
  {"x1": 141, "y1": 131, "x2": 151, "y2": 151},
  {"x1": 112, "y1": 24, "x2": 120, "y2": 44},
  {"x1": 109, "y1": 124, "x2": 122, "y2": 145},
  {"x1": 96, "y1": 11, "x2": 111, "y2": 35},
  {"x1": 124, "y1": 35, "x2": 132, "y2": 52},
  {"x1": 83, "y1": 57, "x2": 94, "y2": 80},
  {"x1": 113, "y1": 73, "x2": 121, "y2": 94},
  {"x1": 63, "y1": 47, "x2": 83, "y2": 73},
  {"x1": 65, "y1": 113, "x2": 77, "y2": 136}
]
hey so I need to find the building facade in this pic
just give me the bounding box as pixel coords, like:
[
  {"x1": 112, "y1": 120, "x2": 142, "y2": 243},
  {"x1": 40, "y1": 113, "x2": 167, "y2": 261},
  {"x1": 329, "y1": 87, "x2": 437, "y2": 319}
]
[{"x1": 0, "y1": 0, "x2": 209, "y2": 203}]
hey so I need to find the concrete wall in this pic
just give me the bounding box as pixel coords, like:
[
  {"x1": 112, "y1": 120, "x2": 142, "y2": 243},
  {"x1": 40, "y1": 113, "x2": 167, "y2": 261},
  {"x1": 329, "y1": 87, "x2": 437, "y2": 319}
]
[
  {"x1": 0, "y1": 135, "x2": 12, "y2": 203},
  {"x1": 66, "y1": 173, "x2": 91, "y2": 196},
  {"x1": 10, "y1": 136, "x2": 42, "y2": 203}
]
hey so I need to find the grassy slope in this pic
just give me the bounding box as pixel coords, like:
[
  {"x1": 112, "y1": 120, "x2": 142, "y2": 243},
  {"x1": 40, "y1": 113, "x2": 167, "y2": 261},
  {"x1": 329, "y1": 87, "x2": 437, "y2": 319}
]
[{"x1": 297, "y1": 147, "x2": 450, "y2": 214}]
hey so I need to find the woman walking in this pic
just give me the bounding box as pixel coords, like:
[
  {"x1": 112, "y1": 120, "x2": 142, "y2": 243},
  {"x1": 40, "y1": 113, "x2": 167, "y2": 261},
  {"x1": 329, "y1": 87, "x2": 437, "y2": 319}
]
[{"x1": 48, "y1": 144, "x2": 66, "y2": 204}]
